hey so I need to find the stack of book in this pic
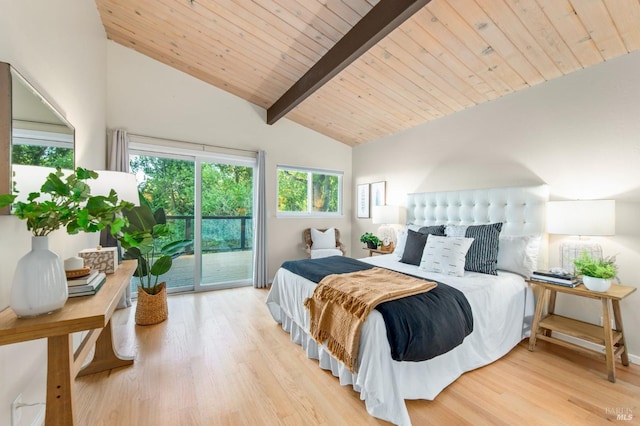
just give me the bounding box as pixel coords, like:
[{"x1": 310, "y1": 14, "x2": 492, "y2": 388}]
[
  {"x1": 531, "y1": 270, "x2": 579, "y2": 288},
  {"x1": 67, "y1": 270, "x2": 107, "y2": 297}
]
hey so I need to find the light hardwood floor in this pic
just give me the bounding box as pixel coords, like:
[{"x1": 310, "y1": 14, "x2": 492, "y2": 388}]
[{"x1": 75, "y1": 287, "x2": 640, "y2": 425}]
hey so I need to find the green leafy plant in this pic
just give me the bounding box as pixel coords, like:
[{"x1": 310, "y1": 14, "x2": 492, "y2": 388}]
[
  {"x1": 360, "y1": 232, "x2": 380, "y2": 248},
  {"x1": 0, "y1": 167, "x2": 131, "y2": 236},
  {"x1": 573, "y1": 251, "x2": 618, "y2": 280},
  {"x1": 119, "y1": 204, "x2": 191, "y2": 295}
]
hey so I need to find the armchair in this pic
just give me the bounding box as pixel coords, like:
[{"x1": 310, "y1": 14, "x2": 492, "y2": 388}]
[{"x1": 303, "y1": 227, "x2": 346, "y2": 258}]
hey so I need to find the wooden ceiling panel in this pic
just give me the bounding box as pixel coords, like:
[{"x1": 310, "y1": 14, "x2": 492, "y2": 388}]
[{"x1": 96, "y1": 0, "x2": 640, "y2": 146}]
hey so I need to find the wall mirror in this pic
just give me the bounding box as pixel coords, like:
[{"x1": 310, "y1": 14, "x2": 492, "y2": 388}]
[{"x1": 0, "y1": 61, "x2": 75, "y2": 214}]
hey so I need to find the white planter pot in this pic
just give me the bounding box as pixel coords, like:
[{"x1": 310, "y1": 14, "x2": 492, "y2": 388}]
[
  {"x1": 11, "y1": 236, "x2": 68, "y2": 317},
  {"x1": 582, "y1": 275, "x2": 612, "y2": 292}
]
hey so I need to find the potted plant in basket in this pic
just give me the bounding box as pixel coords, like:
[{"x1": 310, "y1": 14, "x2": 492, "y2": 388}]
[
  {"x1": 118, "y1": 203, "x2": 191, "y2": 325},
  {"x1": 0, "y1": 167, "x2": 132, "y2": 317},
  {"x1": 360, "y1": 232, "x2": 381, "y2": 249},
  {"x1": 573, "y1": 251, "x2": 618, "y2": 292}
]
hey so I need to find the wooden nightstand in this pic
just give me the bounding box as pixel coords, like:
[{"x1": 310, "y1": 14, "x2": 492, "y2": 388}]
[
  {"x1": 527, "y1": 279, "x2": 636, "y2": 382},
  {"x1": 363, "y1": 247, "x2": 393, "y2": 257}
]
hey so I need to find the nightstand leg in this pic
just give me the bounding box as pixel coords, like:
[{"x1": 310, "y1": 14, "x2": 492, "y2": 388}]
[
  {"x1": 601, "y1": 298, "x2": 616, "y2": 383},
  {"x1": 528, "y1": 288, "x2": 548, "y2": 351},
  {"x1": 612, "y1": 300, "x2": 629, "y2": 366},
  {"x1": 545, "y1": 290, "x2": 557, "y2": 337}
]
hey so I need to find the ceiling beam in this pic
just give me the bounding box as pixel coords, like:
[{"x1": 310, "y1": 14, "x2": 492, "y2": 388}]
[{"x1": 266, "y1": 0, "x2": 432, "y2": 125}]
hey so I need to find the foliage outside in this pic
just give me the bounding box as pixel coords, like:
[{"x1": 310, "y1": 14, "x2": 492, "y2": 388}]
[
  {"x1": 0, "y1": 167, "x2": 131, "y2": 236},
  {"x1": 129, "y1": 155, "x2": 253, "y2": 253},
  {"x1": 12, "y1": 144, "x2": 74, "y2": 169},
  {"x1": 277, "y1": 168, "x2": 340, "y2": 214},
  {"x1": 119, "y1": 203, "x2": 192, "y2": 295},
  {"x1": 573, "y1": 251, "x2": 618, "y2": 280}
]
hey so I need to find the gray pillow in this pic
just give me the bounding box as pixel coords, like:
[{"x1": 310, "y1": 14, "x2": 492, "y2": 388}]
[
  {"x1": 399, "y1": 230, "x2": 428, "y2": 266},
  {"x1": 418, "y1": 225, "x2": 446, "y2": 236}
]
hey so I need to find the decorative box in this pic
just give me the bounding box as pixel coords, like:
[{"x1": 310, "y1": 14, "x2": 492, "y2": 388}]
[{"x1": 78, "y1": 247, "x2": 118, "y2": 274}]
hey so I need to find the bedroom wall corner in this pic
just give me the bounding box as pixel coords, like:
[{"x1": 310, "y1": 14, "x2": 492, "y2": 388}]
[
  {"x1": 352, "y1": 49, "x2": 640, "y2": 360},
  {"x1": 0, "y1": 2, "x2": 108, "y2": 425}
]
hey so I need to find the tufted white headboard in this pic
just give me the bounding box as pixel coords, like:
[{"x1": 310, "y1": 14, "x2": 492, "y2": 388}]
[{"x1": 406, "y1": 185, "x2": 549, "y2": 267}]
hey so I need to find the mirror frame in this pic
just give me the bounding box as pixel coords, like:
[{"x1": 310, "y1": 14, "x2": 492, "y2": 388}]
[{"x1": 0, "y1": 61, "x2": 75, "y2": 214}]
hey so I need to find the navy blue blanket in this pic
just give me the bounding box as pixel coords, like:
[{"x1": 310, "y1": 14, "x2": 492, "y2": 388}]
[{"x1": 281, "y1": 256, "x2": 473, "y2": 362}]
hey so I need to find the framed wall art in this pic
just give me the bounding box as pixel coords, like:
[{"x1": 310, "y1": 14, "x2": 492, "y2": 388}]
[
  {"x1": 357, "y1": 183, "x2": 370, "y2": 218},
  {"x1": 371, "y1": 181, "x2": 386, "y2": 207}
]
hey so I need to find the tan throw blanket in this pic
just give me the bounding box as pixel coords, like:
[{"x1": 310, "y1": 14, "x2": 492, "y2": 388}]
[{"x1": 303, "y1": 267, "x2": 437, "y2": 373}]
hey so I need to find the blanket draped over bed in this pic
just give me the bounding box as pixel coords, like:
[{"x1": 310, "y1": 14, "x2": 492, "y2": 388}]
[
  {"x1": 282, "y1": 256, "x2": 473, "y2": 375},
  {"x1": 303, "y1": 267, "x2": 437, "y2": 372}
]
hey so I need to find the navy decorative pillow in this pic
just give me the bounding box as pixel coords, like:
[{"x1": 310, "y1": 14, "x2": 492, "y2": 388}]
[
  {"x1": 446, "y1": 223, "x2": 503, "y2": 275},
  {"x1": 418, "y1": 225, "x2": 446, "y2": 236},
  {"x1": 399, "y1": 230, "x2": 428, "y2": 266}
]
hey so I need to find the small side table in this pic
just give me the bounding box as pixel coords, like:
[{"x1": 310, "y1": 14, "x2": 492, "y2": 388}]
[
  {"x1": 363, "y1": 247, "x2": 393, "y2": 257},
  {"x1": 527, "y1": 279, "x2": 636, "y2": 382}
]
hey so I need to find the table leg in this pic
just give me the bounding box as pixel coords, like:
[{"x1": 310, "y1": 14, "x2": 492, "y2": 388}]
[
  {"x1": 612, "y1": 300, "x2": 629, "y2": 366},
  {"x1": 528, "y1": 287, "x2": 548, "y2": 351},
  {"x1": 601, "y1": 298, "x2": 616, "y2": 383},
  {"x1": 46, "y1": 334, "x2": 75, "y2": 426},
  {"x1": 544, "y1": 289, "x2": 557, "y2": 337},
  {"x1": 77, "y1": 318, "x2": 134, "y2": 377}
]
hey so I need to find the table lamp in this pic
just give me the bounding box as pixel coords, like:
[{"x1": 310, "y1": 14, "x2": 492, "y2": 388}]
[
  {"x1": 546, "y1": 200, "x2": 615, "y2": 274},
  {"x1": 372, "y1": 205, "x2": 403, "y2": 252}
]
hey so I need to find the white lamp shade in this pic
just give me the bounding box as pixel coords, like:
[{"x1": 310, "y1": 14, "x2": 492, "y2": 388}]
[
  {"x1": 89, "y1": 170, "x2": 140, "y2": 205},
  {"x1": 372, "y1": 205, "x2": 402, "y2": 225},
  {"x1": 12, "y1": 165, "x2": 63, "y2": 203},
  {"x1": 546, "y1": 200, "x2": 615, "y2": 236}
]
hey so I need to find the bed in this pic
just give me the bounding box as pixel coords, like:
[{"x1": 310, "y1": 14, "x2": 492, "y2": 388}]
[{"x1": 266, "y1": 185, "x2": 549, "y2": 425}]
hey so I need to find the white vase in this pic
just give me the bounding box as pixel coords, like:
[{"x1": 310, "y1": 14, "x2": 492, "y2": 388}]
[
  {"x1": 11, "y1": 236, "x2": 68, "y2": 317},
  {"x1": 582, "y1": 275, "x2": 612, "y2": 292}
]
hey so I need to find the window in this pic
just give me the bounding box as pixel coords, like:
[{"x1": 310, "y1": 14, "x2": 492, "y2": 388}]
[{"x1": 277, "y1": 165, "x2": 343, "y2": 216}]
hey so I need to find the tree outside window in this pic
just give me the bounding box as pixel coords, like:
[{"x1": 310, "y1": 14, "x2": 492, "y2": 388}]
[{"x1": 277, "y1": 166, "x2": 342, "y2": 216}]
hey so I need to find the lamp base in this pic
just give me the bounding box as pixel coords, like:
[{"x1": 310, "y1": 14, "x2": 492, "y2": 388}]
[{"x1": 560, "y1": 240, "x2": 602, "y2": 275}]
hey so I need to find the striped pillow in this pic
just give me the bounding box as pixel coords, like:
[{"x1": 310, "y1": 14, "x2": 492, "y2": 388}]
[{"x1": 445, "y1": 223, "x2": 503, "y2": 275}]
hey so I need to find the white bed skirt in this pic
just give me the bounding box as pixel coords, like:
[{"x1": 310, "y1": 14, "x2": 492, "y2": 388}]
[{"x1": 266, "y1": 261, "x2": 535, "y2": 426}]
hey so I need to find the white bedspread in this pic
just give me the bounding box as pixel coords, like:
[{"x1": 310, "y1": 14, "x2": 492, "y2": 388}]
[{"x1": 265, "y1": 254, "x2": 534, "y2": 426}]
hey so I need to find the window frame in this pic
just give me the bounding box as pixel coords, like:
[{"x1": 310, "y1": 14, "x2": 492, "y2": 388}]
[{"x1": 276, "y1": 165, "x2": 343, "y2": 218}]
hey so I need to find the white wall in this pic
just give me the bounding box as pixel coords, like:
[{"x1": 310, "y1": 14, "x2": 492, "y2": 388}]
[
  {"x1": 0, "y1": 0, "x2": 109, "y2": 424},
  {"x1": 353, "y1": 50, "x2": 640, "y2": 358},
  {"x1": 106, "y1": 42, "x2": 352, "y2": 278}
]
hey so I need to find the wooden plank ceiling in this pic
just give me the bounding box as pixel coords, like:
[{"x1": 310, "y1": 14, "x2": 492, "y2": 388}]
[{"x1": 96, "y1": 0, "x2": 640, "y2": 147}]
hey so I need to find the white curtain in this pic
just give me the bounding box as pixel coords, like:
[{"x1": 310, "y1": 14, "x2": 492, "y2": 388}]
[
  {"x1": 253, "y1": 150, "x2": 268, "y2": 288},
  {"x1": 109, "y1": 129, "x2": 133, "y2": 308}
]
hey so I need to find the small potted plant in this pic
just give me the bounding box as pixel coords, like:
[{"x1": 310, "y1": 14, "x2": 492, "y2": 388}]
[
  {"x1": 573, "y1": 251, "x2": 618, "y2": 292},
  {"x1": 0, "y1": 167, "x2": 132, "y2": 317},
  {"x1": 360, "y1": 232, "x2": 381, "y2": 249},
  {"x1": 119, "y1": 203, "x2": 191, "y2": 325}
]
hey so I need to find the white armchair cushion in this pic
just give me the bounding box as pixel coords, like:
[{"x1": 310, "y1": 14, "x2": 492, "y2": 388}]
[{"x1": 310, "y1": 248, "x2": 343, "y2": 259}]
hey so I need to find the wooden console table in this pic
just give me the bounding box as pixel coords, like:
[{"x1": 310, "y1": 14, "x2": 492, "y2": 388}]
[{"x1": 0, "y1": 260, "x2": 137, "y2": 425}]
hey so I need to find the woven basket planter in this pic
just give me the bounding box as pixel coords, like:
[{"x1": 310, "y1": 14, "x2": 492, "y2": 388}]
[{"x1": 135, "y1": 282, "x2": 168, "y2": 325}]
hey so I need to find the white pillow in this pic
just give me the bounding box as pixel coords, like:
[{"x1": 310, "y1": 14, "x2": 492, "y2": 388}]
[
  {"x1": 310, "y1": 248, "x2": 343, "y2": 259},
  {"x1": 310, "y1": 228, "x2": 336, "y2": 250},
  {"x1": 419, "y1": 235, "x2": 474, "y2": 277},
  {"x1": 444, "y1": 224, "x2": 468, "y2": 237},
  {"x1": 393, "y1": 225, "x2": 421, "y2": 258},
  {"x1": 497, "y1": 235, "x2": 541, "y2": 278}
]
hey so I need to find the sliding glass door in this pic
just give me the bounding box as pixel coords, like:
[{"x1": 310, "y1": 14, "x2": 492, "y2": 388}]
[
  {"x1": 129, "y1": 147, "x2": 255, "y2": 294},
  {"x1": 196, "y1": 159, "x2": 254, "y2": 289}
]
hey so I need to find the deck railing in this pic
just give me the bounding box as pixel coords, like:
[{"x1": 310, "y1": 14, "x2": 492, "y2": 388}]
[{"x1": 165, "y1": 215, "x2": 253, "y2": 254}]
